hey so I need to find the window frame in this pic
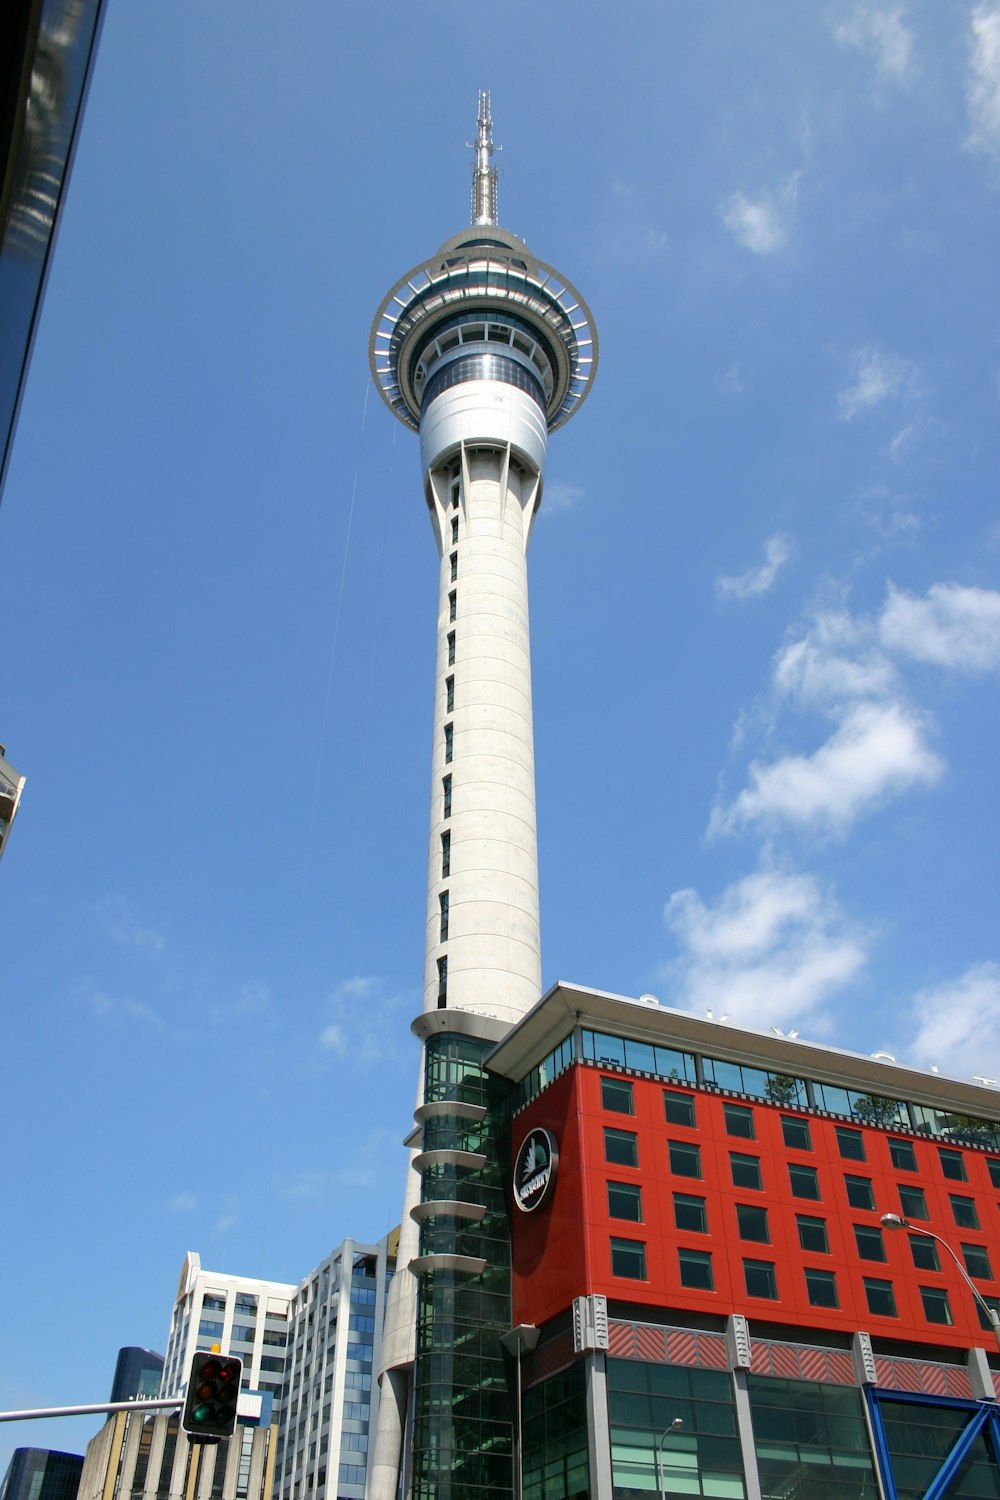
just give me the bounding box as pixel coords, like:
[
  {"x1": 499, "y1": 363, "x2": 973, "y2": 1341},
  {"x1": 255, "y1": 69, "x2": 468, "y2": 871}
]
[
  {"x1": 950, "y1": 1195, "x2": 980, "y2": 1230},
  {"x1": 898, "y1": 1184, "x2": 928, "y2": 1220},
  {"x1": 844, "y1": 1174, "x2": 876, "y2": 1211},
  {"x1": 804, "y1": 1268, "x2": 839, "y2": 1309},
  {"x1": 730, "y1": 1152, "x2": 762, "y2": 1190},
  {"x1": 668, "y1": 1139, "x2": 702, "y2": 1179},
  {"x1": 854, "y1": 1224, "x2": 887, "y2": 1262},
  {"x1": 743, "y1": 1259, "x2": 778, "y2": 1300},
  {"x1": 736, "y1": 1203, "x2": 770, "y2": 1243},
  {"x1": 888, "y1": 1137, "x2": 918, "y2": 1172},
  {"x1": 610, "y1": 1237, "x2": 647, "y2": 1280},
  {"x1": 723, "y1": 1102, "x2": 755, "y2": 1139},
  {"x1": 796, "y1": 1215, "x2": 829, "y2": 1254},
  {"x1": 607, "y1": 1181, "x2": 643, "y2": 1223},
  {"x1": 864, "y1": 1278, "x2": 898, "y2": 1318},
  {"x1": 788, "y1": 1162, "x2": 821, "y2": 1201},
  {"x1": 781, "y1": 1115, "x2": 813, "y2": 1151},
  {"x1": 600, "y1": 1076, "x2": 634, "y2": 1115},
  {"x1": 673, "y1": 1193, "x2": 708, "y2": 1234},
  {"x1": 663, "y1": 1091, "x2": 696, "y2": 1128},
  {"x1": 603, "y1": 1126, "x2": 639, "y2": 1168},
  {"x1": 835, "y1": 1126, "x2": 866, "y2": 1162},
  {"x1": 678, "y1": 1247, "x2": 714, "y2": 1290}
]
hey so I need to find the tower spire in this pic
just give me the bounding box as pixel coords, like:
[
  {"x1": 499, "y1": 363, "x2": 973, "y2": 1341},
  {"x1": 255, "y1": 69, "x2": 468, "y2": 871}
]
[{"x1": 470, "y1": 89, "x2": 499, "y2": 226}]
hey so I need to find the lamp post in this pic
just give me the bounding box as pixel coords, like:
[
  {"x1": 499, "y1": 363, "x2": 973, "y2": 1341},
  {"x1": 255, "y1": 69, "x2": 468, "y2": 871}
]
[
  {"x1": 880, "y1": 1212, "x2": 1000, "y2": 1354},
  {"x1": 654, "y1": 1417, "x2": 684, "y2": 1500}
]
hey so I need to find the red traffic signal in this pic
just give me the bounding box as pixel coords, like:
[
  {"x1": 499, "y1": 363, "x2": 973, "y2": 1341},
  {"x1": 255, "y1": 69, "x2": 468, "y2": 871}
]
[{"x1": 181, "y1": 1352, "x2": 243, "y2": 1441}]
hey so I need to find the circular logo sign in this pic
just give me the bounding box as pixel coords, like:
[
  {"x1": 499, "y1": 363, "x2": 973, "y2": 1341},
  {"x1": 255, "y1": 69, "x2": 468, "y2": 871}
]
[{"x1": 513, "y1": 1127, "x2": 559, "y2": 1213}]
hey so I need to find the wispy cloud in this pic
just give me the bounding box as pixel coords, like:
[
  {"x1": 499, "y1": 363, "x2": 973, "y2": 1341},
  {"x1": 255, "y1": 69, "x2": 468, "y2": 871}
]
[
  {"x1": 542, "y1": 482, "x2": 585, "y2": 516},
  {"x1": 716, "y1": 533, "x2": 794, "y2": 601},
  {"x1": 715, "y1": 362, "x2": 745, "y2": 397},
  {"x1": 213, "y1": 1194, "x2": 240, "y2": 1234},
  {"x1": 967, "y1": 4, "x2": 1000, "y2": 159},
  {"x1": 92, "y1": 895, "x2": 165, "y2": 954},
  {"x1": 838, "y1": 346, "x2": 918, "y2": 419},
  {"x1": 168, "y1": 1193, "x2": 197, "y2": 1212},
  {"x1": 662, "y1": 867, "x2": 868, "y2": 1031},
  {"x1": 906, "y1": 963, "x2": 1000, "y2": 1079},
  {"x1": 710, "y1": 698, "x2": 942, "y2": 838},
  {"x1": 721, "y1": 175, "x2": 800, "y2": 255},
  {"x1": 85, "y1": 987, "x2": 165, "y2": 1028},
  {"x1": 317, "y1": 976, "x2": 412, "y2": 1067},
  {"x1": 854, "y1": 484, "x2": 922, "y2": 540},
  {"x1": 711, "y1": 578, "x2": 995, "y2": 842},
  {"x1": 879, "y1": 581, "x2": 1000, "y2": 671},
  {"x1": 833, "y1": 3, "x2": 916, "y2": 83}
]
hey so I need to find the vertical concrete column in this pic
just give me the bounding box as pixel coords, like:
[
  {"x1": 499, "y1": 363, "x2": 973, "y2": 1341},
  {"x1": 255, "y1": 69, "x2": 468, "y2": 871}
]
[
  {"x1": 731, "y1": 1371, "x2": 763, "y2": 1500},
  {"x1": 422, "y1": 443, "x2": 542, "y2": 1024},
  {"x1": 585, "y1": 1352, "x2": 615, "y2": 1500}
]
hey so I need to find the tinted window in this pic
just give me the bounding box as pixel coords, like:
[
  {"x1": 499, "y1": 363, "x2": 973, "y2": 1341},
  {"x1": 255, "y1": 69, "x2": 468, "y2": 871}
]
[
  {"x1": 836, "y1": 1127, "x2": 866, "y2": 1161},
  {"x1": 805, "y1": 1269, "x2": 839, "y2": 1308},
  {"x1": 736, "y1": 1204, "x2": 770, "y2": 1243},
  {"x1": 962, "y1": 1243, "x2": 992, "y2": 1280},
  {"x1": 797, "y1": 1216, "x2": 829, "y2": 1254},
  {"x1": 723, "y1": 1103, "x2": 755, "y2": 1139},
  {"x1": 673, "y1": 1193, "x2": 707, "y2": 1233},
  {"x1": 889, "y1": 1138, "x2": 917, "y2": 1172},
  {"x1": 601, "y1": 1077, "x2": 634, "y2": 1115},
  {"x1": 951, "y1": 1195, "x2": 980, "y2": 1229},
  {"x1": 664, "y1": 1091, "x2": 696, "y2": 1127},
  {"x1": 731, "y1": 1153, "x2": 762, "y2": 1190},
  {"x1": 607, "y1": 1182, "x2": 642, "y2": 1222},
  {"x1": 854, "y1": 1225, "x2": 886, "y2": 1261},
  {"x1": 920, "y1": 1287, "x2": 953, "y2": 1325},
  {"x1": 864, "y1": 1279, "x2": 897, "y2": 1318},
  {"x1": 899, "y1": 1185, "x2": 928, "y2": 1219},
  {"x1": 909, "y1": 1235, "x2": 939, "y2": 1271},
  {"x1": 781, "y1": 1116, "x2": 812, "y2": 1151},
  {"x1": 668, "y1": 1140, "x2": 702, "y2": 1179},
  {"x1": 610, "y1": 1238, "x2": 646, "y2": 1279},
  {"x1": 604, "y1": 1127, "x2": 638, "y2": 1167},
  {"x1": 845, "y1": 1175, "x2": 875, "y2": 1210},
  {"x1": 678, "y1": 1248, "x2": 713, "y2": 1290},
  {"x1": 744, "y1": 1260, "x2": 778, "y2": 1299},
  {"x1": 938, "y1": 1148, "x2": 966, "y2": 1181},
  {"x1": 789, "y1": 1163, "x2": 820, "y2": 1200}
]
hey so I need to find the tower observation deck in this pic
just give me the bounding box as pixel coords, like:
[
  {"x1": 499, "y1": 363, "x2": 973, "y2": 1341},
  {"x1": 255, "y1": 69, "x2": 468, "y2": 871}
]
[{"x1": 367, "y1": 94, "x2": 598, "y2": 1500}]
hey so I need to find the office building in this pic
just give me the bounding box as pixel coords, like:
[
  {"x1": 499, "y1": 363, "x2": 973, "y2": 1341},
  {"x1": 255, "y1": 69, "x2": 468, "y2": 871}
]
[
  {"x1": 0, "y1": 1449, "x2": 82, "y2": 1500},
  {"x1": 1, "y1": 0, "x2": 107, "y2": 501},
  {"x1": 109, "y1": 1346, "x2": 164, "y2": 1405},
  {"x1": 159, "y1": 1252, "x2": 294, "y2": 1412},
  {"x1": 364, "y1": 98, "x2": 1000, "y2": 1500},
  {"x1": 75, "y1": 1409, "x2": 274, "y2": 1500},
  {"x1": 274, "y1": 1235, "x2": 396, "y2": 1500}
]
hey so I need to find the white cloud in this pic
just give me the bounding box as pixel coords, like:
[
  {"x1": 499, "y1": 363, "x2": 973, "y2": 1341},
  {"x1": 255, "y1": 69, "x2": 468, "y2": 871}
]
[
  {"x1": 710, "y1": 699, "x2": 942, "y2": 838},
  {"x1": 907, "y1": 963, "x2": 1000, "y2": 1079},
  {"x1": 721, "y1": 175, "x2": 799, "y2": 255},
  {"x1": 773, "y1": 612, "x2": 897, "y2": 706},
  {"x1": 879, "y1": 581, "x2": 1000, "y2": 671},
  {"x1": 967, "y1": 4, "x2": 1000, "y2": 159},
  {"x1": 316, "y1": 976, "x2": 412, "y2": 1066},
  {"x1": 542, "y1": 482, "x2": 584, "y2": 515},
  {"x1": 214, "y1": 1214, "x2": 239, "y2": 1233},
  {"x1": 838, "y1": 346, "x2": 918, "y2": 419},
  {"x1": 716, "y1": 533, "x2": 794, "y2": 601},
  {"x1": 662, "y1": 868, "x2": 868, "y2": 1029},
  {"x1": 86, "y1": 988, "x2": 165, "y2": 1028},
  {"x1": 168, "y1": 1193, "x2": 197, "y2": 1212},
  {"x1": 834, "y1": 3, "x2": 915, "y2": 83},
  {"x1": 93, "y1": 894, "x2": 165, "y2": 954},
  {"x1": 716, "y1": 362, "x2": 744, "y2": 397}
]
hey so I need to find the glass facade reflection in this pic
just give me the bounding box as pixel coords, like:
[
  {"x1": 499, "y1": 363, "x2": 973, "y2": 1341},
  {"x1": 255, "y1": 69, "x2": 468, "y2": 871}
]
[
  {"x1": 747, "y1": 1377, "x2": 878, "y2": 1500},
  {"x1": 522, "y1": 1365, "x2": 588, "y2": 1500},
  {"x1": 607, "y1": 1358, "x2": 745, "y2": 1499}
]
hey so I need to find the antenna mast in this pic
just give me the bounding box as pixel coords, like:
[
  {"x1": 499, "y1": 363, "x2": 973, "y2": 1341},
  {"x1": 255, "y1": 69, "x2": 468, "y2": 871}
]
[{"x1": 469, "y1": 90, "x2": 499, "y2": 226}]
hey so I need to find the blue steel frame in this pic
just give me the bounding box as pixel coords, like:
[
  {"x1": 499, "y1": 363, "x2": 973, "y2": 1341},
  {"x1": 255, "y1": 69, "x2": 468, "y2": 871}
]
[{"x1": 865, "y1": 1386, "x2": 1000, "y2": 1500}]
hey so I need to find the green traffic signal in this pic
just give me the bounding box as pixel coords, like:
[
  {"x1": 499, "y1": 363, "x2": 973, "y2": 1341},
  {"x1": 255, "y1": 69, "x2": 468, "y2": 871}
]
[{"x1": 181, "y1": 1352, "x2": 243, "y2": 1441}]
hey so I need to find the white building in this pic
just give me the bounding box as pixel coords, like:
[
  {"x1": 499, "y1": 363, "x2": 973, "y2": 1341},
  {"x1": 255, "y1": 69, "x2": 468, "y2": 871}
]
[
  {"x1": 274, "y1": 1235, "x2": 396, "y2": 1500},
  {"x1": 160, "y1": 1252, "x2": 295, "y2": 1412}
]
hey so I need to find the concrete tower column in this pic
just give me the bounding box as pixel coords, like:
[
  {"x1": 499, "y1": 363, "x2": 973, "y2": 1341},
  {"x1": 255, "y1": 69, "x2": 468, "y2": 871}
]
[{"x1": 367, "y1": 92, "x2": 598, "y2": 1500}]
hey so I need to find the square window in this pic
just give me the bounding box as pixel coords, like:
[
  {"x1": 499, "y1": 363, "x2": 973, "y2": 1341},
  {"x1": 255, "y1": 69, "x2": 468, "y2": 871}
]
[
  {"x1": 864, "y1": 1278, "x2": 898, "y2": 1318},
  {"x1": 664, "y1": 1091, "x2": 696, "y2": 1127},
  {"x1": 899, "y1": 1184, "x2": 928, "y2": 1219},
  {"x1": 938, "y1": 1148, "x2": 967, "y2": 1182},
  {"x1": 805, "y1": 1269, "x2": 839, "y2": 1309},
  {"x1": 836, "y1": 1126, "x2": 866, "y2": 1161},
  {"x1": 797, "y1": 1216, "x2": 829, "y2": 1254},
  {"x1": 724, "y1": 1103, "x2": 755, "y2": 1139},
  {"x1": 601, "y1": 1077, "x2": 634, "y2": 1115},
  {"x1": 610, "y1": 1238, "x2": 646, "y2": 1279},
  {"x1": 736, "y1": 1204, "x2": 770, "y2": 1243},
  {"x1": 909, "y1": 1234, "x2": 939, "y2": 1271},
  {"x1": 962, "y1": 1243, "x2": 992, "y2": 1280},
  {"x1": 951, "y1": 1195, "x2": 980, "y2": 1229},
  {"x1": 604, "y1": 1128, "x2": 638, "y2": 1168},
  {"x1": 789, "y1": 1163, "x2": 820, "y2": 1200},
  {"x1": 743, "y1": 1260, "x2": 778, "y2": 1300},
  {"x1": 607, "y1": 1182, "x2": 642, "y2": 1222},
  {"x1": 845, "y1": 1175, "x2": 876, "y2": 1211},
  {"x1": 889, "y1": 1138, "x2": 918, "y2": 1172},
  {"x1": 782, "y1": 1116, "x2": 812, "y2": 1151},
  {"x1": 678, "y1": 1248, "x2": 713, "y2": 1290},
  {"x1": 673, "y1": 1193, "x2": 707, "y2": 1234},
  {"x1": 988, "y1": 1160, "x2": 1000, "y2": 1189},
  {"x1": 731, "y1": 1153, "x2": 762, "y2": 1190},
  {"x1": 854, "y1": 1225, "x2": 886, "y2": 1261},
  {"x1": 920, "y1": 1286, "x2": 953, "y2": 1325},
  {"x1": 669, "y1": 1140, "x2": 702, "y2": 1179}
]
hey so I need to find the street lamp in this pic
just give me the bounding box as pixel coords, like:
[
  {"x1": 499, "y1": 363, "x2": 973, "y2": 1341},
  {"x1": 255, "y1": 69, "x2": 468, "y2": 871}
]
[
  {"x1": 654, "y1": 1417, "x2": 684, "y2": 1500},
  {"x1": 880, "y1": 1212, "x2": 1000, "y2": 1353}
]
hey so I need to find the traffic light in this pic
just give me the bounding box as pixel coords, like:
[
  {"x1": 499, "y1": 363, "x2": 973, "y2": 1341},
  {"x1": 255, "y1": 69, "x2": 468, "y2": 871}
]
[{"x1": 181, "y1": 1352, "x2": 242, "y2": 1441}]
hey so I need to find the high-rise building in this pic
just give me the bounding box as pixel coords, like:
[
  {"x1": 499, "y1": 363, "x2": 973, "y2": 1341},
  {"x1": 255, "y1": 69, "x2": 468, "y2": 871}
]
[
  {"x1": 367, "y1": 93, "x2": 597, "y2": 1500},
  {"x1": 273, "y1": 1235, "x2": 396, "y2": 1500},
  {"x1": 0, "y1": 1449, "x2": 82, "y2": 1500},
  {"x1": 75, "y1": 1409, "x2": 274, "y2": 1500},
  {"x1": 365, "y1": 97, "x2": 1000, "y2": 1500},
  {"x1": 159, "y1": 1252, "x2": 294, "y2": 1413},
  {"x1": 109, "y1": 1346, "x2": 164, "y2": 1405}
]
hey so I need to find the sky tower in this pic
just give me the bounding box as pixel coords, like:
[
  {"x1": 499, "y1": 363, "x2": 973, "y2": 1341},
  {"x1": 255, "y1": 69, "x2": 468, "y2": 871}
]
[{"x1": 367, "y1": 95, "x2": 598, "y2": 1500}]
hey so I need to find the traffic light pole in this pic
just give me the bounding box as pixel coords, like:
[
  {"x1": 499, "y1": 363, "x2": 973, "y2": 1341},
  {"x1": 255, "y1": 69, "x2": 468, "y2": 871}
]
[{"x1": 0, "y1": 1399, "x2": 181, "y2": 1422}]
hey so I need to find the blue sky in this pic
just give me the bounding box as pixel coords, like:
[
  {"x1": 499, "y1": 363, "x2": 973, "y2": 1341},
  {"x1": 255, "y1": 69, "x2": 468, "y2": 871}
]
[{"x1": 3, "y1": 0, "x2": 999, "y2": 1467}]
